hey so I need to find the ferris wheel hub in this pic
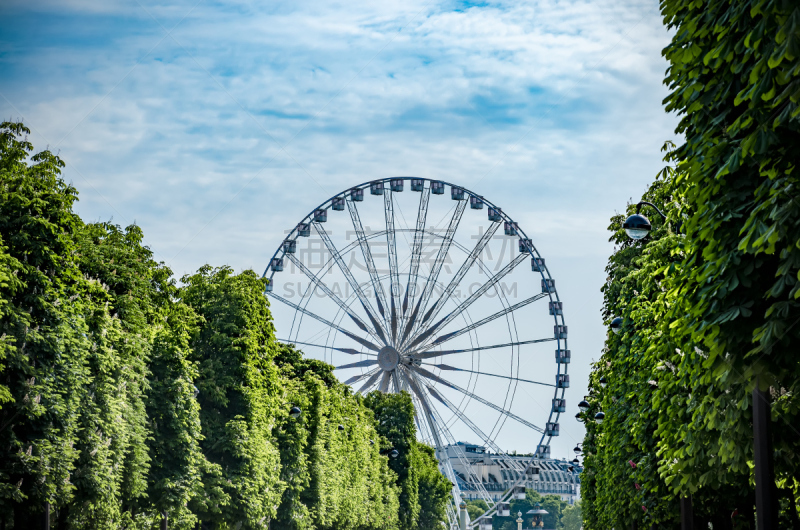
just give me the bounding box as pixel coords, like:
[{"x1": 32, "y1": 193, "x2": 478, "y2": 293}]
[{"x1": 378, "y1": 346, "x2": 401, "y2": 371}]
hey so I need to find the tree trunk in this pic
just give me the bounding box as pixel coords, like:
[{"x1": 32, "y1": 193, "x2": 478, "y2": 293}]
[
  {"x1": 56, "y1": 504, "x2": 69, "y2": 530},
  {"x1": 780, "y1": 487, "x2": 800, "y2": 530},
  {"x1": 680, "y1": 496, "x2": 693, "y2": 530},
  {"x1": 41, "y1": 503, "x2": 49, "y2": 530}
]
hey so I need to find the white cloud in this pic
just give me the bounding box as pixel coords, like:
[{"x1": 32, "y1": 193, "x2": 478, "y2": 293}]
[{"x1": 1, "y1": 0, "x2": 678, "y2": 459}]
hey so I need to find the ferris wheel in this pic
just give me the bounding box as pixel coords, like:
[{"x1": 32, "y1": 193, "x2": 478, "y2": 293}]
[{"x1": 264, "y1": 178, "x2": 569, "y2": 529}]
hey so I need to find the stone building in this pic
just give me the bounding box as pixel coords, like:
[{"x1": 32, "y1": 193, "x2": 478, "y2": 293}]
[{"x1": 445, "y1": 442, "x2": 581, "y2": 505}]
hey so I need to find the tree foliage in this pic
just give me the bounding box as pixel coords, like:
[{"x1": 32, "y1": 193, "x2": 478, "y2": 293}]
[
  {"x1": 582, "y1": 0, "x2": 800, "y2": 526},
  {"x1": 0, "y1": 121, "x2": 450, "y2": 529}
]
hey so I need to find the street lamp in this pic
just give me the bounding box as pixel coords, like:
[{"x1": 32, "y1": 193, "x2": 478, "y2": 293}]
[
  {"x1": 381, "y1": 447, "x2": 400, "y2": 458},
  {"x1": 610, "y1": 317, "x2": 623, "y2": 334},
  {"x1": 578, "y1": 400, "x2": 590, "y2": 413},
  {"x1": 594, "y1": 411, "x2": 605, "y2": 424},
  {"x1": 573, "y1": 445, "x2": 581, "y2": 455},
  {"x1": 289, "y1": 406, "x2": 301, "y2": 419},
  {"x1": 575, "y1": 412, "x2": 584, "y2": 423},
  {"x1": 599, "y1": 376, "x2": 607, "y2": 388},
  {"x1": 622, "y1": 201, "x2": 667, "y2": 240}
]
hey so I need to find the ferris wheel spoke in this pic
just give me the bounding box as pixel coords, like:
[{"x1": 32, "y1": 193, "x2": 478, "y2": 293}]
[
  {"x1": 378, "y1": 371, "x2": 392, "y2": 393},
  {"x1": 277, "y1": 339, "x2": 377, "y2": 356},
  {"x1": 335, "y1": 359, "x2": 379, "y2": 370},
  {"x1": 423, "y1": 363, "x2": 557, "y2": 388},
  {"x1": 346, "y1": 198, "x2": 391, "y2": 327},
  {"x1": 283, "y1": 253, "x2": 386, "y2": 344},
  {"x1": 413, "y1": 336, "x2": 556, "y2": 359},
  {"x1": 269, "y1": 293, "x2": 382, "y2": 352},
  {"x1": 358, "y1": 369, "x2": 383, "y2": 393},
  {"x1": 416, "y1": 292, "x2": 548, "y2": 351},
  {"x1": 407, "y1": 252, "x2": 527, "y2": 350},
  {"x1": 424, "y1": 384, "x2": 525, "y2": 474},
  {"x1": 401, "y1": 200, "x2": 468, "y2": 348},
  {"x1": 401, "y1": 187, "x2": 431, "y2": 321},
  {"x1": 420, "y1": 376, "x2": 545, "y2": 434},
  {"x1": 384, "y1": 190, "x2": 402, "y2": 343},
  {"x1": 313, "y1": 221, "x2": 390, "y2": 345},
  {"x1": 405, "y1": 364, "x2": 458, "y2": 391},
  {"x1": 421, "y1": 222, "x2": 501, "y2": 327},
  {"x1": 344, "y1": 370, "x2": 378, "y2": 385}
]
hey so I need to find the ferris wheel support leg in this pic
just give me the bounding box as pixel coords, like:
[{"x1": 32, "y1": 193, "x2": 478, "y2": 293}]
[
  {"x1": 405, "y1": 373, "x2": 463, "y2": 506},
  {"x1": 405, "y1": 371, "x2": 496, "y2": 510}
]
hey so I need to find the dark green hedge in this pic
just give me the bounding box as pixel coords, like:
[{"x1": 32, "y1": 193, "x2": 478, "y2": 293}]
[{"x1": 582, "y1": 0, "x2": 800, "y2": 526}]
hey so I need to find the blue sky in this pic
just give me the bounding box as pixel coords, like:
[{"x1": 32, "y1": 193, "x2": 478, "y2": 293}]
[{"x1": 0, "y1": 0, "x2": 678, "y2": 459}]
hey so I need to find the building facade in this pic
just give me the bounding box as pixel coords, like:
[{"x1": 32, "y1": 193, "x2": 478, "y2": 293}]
[{"x1": 445, "y1": 442, "x2": 581, "y2": 505}]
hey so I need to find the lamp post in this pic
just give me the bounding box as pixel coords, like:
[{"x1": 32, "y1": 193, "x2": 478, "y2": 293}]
[
  {"x1": 516, "y1": 511, "x2": 523, "y2": 530},
  {"x1": 620, "y1": 200, "x2": 778, "y2": 529}
]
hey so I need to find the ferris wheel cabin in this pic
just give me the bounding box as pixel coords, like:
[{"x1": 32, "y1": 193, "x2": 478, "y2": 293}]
[
  {"x1": 556, "y1": 349, "x2": 570, "y2": 364},
  {"x1": 350, "y1": 187, "x2": 364, "y2": 201}
]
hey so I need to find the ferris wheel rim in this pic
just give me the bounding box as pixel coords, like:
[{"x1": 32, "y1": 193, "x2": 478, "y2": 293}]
[
  {"x1": 263, "y1": 177, "x2": 569, "y2": 527},
  {"x1": 270, "y1": 227, "x2": 554, "y2": 439}
]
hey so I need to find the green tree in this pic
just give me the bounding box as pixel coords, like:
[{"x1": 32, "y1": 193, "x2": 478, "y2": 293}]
[
  {"x1": 416, "y1": 444, "x2": 451, "y2": 530},
  {"x1": 180, "y1": 265, "x2": 284, "y2": 528},
  {"x1": 364, "y1": 391, "x2": 420, "y2": 530},
  {"x1": 272, "y1": 344, "x2": 401, "y2": 530},
  {"x1": 0, "y1": 121, "x2": 89, "y2": 527},
  {"x1": 146, "y1": 301, "x2": 209, "y2": 529},
  {"x1": 465, "y1": 499, "x2": 488, "y2": 521},
  {"x1": 0, "y1": 121, "x2": 452, "y2": 529},
  {"x1": 559, "y1": 501, "x2": 581, "y2": 530},
  {"x1": 659, "y1": 0, "x2": 800, "y2": 518}
]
